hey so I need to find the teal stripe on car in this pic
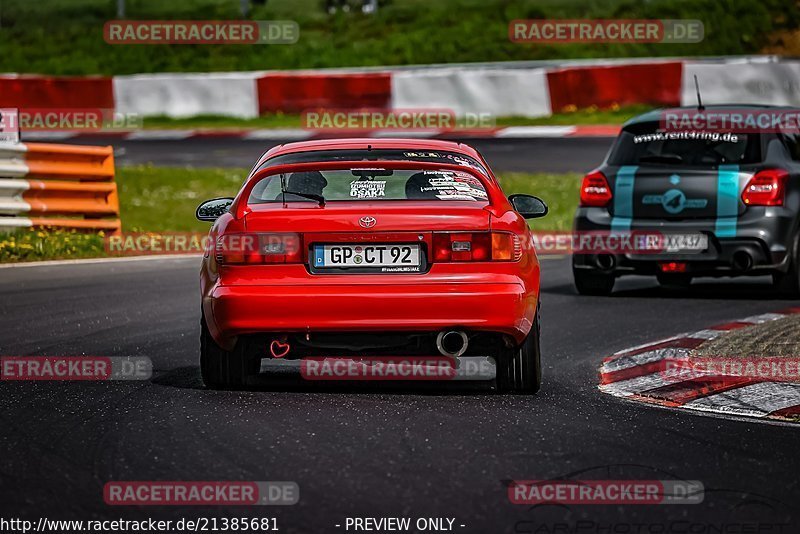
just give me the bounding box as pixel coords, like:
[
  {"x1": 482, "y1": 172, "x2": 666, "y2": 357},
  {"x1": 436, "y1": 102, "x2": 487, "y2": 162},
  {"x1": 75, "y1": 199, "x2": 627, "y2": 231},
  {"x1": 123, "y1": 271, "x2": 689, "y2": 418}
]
[
  {"x1": 715, "y1": 164, "x2": 740, "y2": 238},
  {"x1": 611, "y1": 166, "x2": 637, "y2": 232}
]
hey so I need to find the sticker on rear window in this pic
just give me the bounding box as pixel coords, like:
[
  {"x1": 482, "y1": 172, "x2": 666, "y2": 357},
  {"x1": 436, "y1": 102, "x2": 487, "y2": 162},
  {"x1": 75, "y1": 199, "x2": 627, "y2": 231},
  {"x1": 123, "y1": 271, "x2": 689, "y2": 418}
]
[
  {"x1": 632, "y1": 131, "x2": 740, "y2": 144},
  {"x1": 418, "y1": 171, "x2": 488, "y2": 200},
  {"x1": 403, "y1": 151, "x2": 485, "y2": 172},
  {"x1": 350, "y1": 180, "x2": 387, "y2": 198}
]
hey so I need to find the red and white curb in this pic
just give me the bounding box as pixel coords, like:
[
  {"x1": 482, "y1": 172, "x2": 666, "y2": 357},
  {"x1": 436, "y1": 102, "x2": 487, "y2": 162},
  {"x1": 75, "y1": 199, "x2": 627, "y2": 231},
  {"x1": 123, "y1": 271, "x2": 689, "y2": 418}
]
[
  {"x1": 18, "y1": 125, "x2": 621, "y2": 142},
  {"x1": 599, "y1": 308, "x2": 800, "y2": 422}
]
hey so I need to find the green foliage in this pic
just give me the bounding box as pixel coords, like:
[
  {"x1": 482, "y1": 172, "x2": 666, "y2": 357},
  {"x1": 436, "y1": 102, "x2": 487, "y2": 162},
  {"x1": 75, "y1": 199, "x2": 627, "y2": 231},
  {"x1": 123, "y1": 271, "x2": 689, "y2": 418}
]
[
  {"x1": 498, "y1": 172, "x2": 582, "y2": 231},
  {"x1": 0, "y1": 0, "x2": 793, "y2": 74},
  {"x1": 0, "y1": 228, "x2": 106, "y2": 262},
  {"x1": 116, "y1": 165, "x2": 246, "y2": 231}
]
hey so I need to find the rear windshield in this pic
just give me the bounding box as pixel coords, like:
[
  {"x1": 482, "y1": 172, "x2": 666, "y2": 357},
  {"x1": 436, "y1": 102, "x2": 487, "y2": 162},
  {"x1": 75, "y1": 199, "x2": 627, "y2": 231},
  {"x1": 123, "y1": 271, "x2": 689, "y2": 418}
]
[
  {"x1": 259, "y1": 149, "x2": 490, "y2": 176},
  {"x1": 608, "y1": 123, "x2": 763, "y2": 167},
  {"x1": 248, "y1": 168, "x2": 489, "y2": 204}
]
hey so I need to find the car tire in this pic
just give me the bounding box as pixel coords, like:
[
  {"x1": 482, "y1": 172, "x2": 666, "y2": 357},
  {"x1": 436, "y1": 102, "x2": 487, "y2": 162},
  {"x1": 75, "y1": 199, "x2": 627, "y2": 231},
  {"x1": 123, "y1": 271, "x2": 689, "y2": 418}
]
[
  {"x1": 656, "y1": 273, "x2": 692, "y2": 290},
  {"x1": 200, "y1": 316, "x2": 253, "y2": 390},
  {"x1": 500, "y1": 307, "x2": 542, "y2": 394},
  {"x1": 773, "y1": 233, "x2": 800, "y2": 297},
  {"x1": 573, "y1": 269, "x2": 615, "y2": 296}
]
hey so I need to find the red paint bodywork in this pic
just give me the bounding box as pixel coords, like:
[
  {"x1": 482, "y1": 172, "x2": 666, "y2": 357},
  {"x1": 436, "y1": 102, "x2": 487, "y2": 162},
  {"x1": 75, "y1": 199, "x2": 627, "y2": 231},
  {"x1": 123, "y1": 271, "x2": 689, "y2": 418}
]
[{"x1": 200, "y1": 139, "x2": 540, "y2": 350}]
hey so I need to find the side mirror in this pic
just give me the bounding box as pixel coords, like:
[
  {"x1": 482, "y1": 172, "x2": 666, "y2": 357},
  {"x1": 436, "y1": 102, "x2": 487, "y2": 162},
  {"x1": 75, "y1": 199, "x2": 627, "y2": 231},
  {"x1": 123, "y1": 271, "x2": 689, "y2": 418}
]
[
  {"x1": 196, "y1": 197, "x2": 234, "y2": 222},
  {"x1": 509, "y1": 194, "x2": 548, "y2": 219}
]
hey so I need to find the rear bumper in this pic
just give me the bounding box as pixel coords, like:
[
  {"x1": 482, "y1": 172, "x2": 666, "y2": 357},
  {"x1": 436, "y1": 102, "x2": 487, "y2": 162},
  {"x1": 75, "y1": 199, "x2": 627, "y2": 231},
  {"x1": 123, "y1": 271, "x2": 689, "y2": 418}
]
[
  {"x1": 206, "y1": 282, "x2": 537, "y2": 347},
  {"x1": 573, "y1": 206, "x2": 797, "y2": 277}
]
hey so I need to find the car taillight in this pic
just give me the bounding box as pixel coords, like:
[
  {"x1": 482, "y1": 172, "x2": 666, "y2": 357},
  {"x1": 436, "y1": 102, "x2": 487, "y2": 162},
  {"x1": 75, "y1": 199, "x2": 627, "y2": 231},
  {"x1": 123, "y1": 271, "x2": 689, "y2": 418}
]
[
  {"x1": 659, "y1": 261, "x2": 687, "y2": 273},
  {"x1": 432, "y1": 232, "x2": 521, "y2": 262},
  {"x1": 742, "y1": 169, "x2": 789, "y2": 207},
  {"x1": 580, "y1": 170, "x2": 613, "y2": 207},
  {"x1": 215, "y1": 233, "x2": 303, "y2": 265}
]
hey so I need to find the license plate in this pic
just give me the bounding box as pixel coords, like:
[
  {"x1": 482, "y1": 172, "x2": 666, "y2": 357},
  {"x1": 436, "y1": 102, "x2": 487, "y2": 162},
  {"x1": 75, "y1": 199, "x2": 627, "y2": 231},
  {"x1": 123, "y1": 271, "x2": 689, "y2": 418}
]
[
  {"x1": 639, "y1": 233, "x2": 708, "y2": 253},
  {"x1": 313, "y1": 244, "x2": 421, "y2": 269}
]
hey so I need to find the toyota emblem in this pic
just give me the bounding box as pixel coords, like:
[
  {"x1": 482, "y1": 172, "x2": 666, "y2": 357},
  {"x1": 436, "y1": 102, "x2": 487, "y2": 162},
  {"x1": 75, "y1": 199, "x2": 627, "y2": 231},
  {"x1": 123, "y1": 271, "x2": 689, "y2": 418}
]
[{"x1": 359, "y1": 216, "x2": 377, "y2": 228}]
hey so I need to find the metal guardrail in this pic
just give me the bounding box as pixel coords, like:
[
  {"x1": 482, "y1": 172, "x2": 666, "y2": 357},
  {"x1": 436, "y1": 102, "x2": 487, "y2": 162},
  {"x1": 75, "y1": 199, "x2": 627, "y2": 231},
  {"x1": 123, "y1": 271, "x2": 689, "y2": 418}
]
[{"x1": 0, "y1": 142, "x2": 120, "y2": 234}]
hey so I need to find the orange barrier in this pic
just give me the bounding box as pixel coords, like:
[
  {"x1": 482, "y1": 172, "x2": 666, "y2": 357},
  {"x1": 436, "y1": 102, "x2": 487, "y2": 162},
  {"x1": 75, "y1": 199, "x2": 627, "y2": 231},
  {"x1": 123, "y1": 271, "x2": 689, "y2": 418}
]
[
  {"x1": 24, "y1": 143, "x2": 116, "y2": 181},
  {"x1": 24, "y1": 180, "x2": 119, "y2": 216},
  {"x1": 0, "y1": 142, "x2": 121, "y2": 234}
]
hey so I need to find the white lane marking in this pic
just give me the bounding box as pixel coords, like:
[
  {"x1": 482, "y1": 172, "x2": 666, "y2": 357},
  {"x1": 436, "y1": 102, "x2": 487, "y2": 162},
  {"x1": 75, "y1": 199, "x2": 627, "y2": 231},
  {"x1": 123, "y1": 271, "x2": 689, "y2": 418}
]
[
  {"x1": 685, "y1": 329, "x2": 724, "y2": 340},
  {"x1": 682, "y1": 382, "x2": 800, "y2": 418},
  {"x1": 371, "y1": 130, "x2": 441, "y2": 138},
  {"x1": 495, "y1": 126, "x2": 576, "y2": 138},
  {"x1": 738, "y1": 313, "x2": 786, "y2": 324},
  {"x1": 600, "y1": 347, "x2": 692, "y2": 375},
  {"x1": 599, "y1": 367, "x2": 710, "y2": 397},
  {"x1": 125, "y1": 130, "x2": 195, "y2": 140},
  {"x1": 0, "y1": 254, "x2": 201, "y2": 269},
  {"x1": 611, "y1": 334, "x2": 687, "y2": 357},
  {"x1": 19, "y1": 132, "x2": 78, "y2": 141},
  {"x1": 242, "y1": 129, "x2": 313, "y2": 140}
]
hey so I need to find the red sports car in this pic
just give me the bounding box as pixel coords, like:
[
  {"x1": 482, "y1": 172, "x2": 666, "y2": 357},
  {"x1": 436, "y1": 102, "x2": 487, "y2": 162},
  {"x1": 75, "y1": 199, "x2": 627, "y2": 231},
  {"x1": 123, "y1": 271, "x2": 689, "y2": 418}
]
[{"x1": 196, "y1": 139, "x2": 547, "y2": 392}]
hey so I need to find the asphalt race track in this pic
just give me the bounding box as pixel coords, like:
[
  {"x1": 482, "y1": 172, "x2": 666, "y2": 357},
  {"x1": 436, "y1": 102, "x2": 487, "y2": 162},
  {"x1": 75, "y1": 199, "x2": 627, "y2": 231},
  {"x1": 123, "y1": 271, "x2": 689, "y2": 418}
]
[
  {"x1": 1, "y1": 255, "x2": 798, "y2": 531},
  {"x1": 61, "y1": 136, "x2": 615, "y2": 174}
]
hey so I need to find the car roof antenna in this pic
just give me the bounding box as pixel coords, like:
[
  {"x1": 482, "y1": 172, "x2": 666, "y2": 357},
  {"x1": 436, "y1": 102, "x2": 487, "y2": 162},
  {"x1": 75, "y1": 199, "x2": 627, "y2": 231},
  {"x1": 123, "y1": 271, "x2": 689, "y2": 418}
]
[{"x1": 694, "y1": 75, "x2": 705, "y2": 112}]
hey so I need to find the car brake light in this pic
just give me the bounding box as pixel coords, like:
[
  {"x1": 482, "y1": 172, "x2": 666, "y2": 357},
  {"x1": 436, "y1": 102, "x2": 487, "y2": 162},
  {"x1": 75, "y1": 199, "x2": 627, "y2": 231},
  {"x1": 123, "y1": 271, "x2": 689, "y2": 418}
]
[
  {"x1": 216, "y1": 233, "x2": 303, "y2": 265},
  {"x1": 580, "y1": 170, "x2": 613, "y2": 207},
  {"x1": 433, "y1": 232, "x2": 521, "y2": 262},
  {"x1": 742, "y1": 169, "x2": 789, "y2": 207}
]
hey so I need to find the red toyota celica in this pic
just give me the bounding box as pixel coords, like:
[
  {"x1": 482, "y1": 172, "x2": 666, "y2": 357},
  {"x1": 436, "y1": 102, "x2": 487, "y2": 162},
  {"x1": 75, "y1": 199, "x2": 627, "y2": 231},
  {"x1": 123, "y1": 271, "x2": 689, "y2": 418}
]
[{"x1": 196, "y1": 139, "x2": 547, "y2": 393}]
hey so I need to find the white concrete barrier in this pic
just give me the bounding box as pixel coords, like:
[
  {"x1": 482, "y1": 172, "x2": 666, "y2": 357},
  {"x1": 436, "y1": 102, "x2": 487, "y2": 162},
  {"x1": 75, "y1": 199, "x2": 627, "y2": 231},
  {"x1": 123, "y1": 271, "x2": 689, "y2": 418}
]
[
  {"x1": 682, "y1": 61, "x2": 800, "y2": 107},
  {"x1": 113, "y1": 72, "x2": 263, "y2": 119},
  {"x1": 392, "y1": 68, "x2": 551, "y2": 118}
]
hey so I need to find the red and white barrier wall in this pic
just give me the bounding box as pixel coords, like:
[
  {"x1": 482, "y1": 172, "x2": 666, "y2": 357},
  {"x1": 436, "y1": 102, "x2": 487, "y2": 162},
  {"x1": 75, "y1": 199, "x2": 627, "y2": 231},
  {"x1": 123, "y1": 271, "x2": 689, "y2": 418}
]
[
  {"x1": 113, "y1": 72, "x2": 266, "y2": 119},
  {"x1": 2, "y1": 56, "x2": 799, "y2": 120},
  {"x1": 392, "y1": 68, "x2": 551, "y2": 117}
]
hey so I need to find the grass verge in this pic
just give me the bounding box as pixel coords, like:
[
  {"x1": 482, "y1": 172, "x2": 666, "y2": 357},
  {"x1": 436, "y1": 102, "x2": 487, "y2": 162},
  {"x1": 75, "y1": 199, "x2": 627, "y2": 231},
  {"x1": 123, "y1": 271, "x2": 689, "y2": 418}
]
[
  {"x1": 140, "y1": 105, "x2": 652, "y2": 130},
  {"x1": 0, "y1": 166, "x2": 579, "y2": 263}
]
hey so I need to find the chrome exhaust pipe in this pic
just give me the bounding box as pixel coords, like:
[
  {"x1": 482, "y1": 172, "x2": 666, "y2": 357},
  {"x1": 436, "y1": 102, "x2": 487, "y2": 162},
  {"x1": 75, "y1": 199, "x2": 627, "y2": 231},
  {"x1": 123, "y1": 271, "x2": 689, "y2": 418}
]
[
  {"x1": 436, "y1": 330, "x2": 469, "y2": 358},
  {"x1": 595, "y1": 253, "x2": 616, "y2": 271}
]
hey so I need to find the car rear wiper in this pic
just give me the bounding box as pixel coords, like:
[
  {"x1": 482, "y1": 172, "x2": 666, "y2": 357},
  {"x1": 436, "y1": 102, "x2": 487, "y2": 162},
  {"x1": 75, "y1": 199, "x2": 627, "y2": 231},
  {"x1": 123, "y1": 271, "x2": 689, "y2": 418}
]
[
  {"x1": 638, "y1": 154, "x2": 684, "y2": 164},
  {"x1": 280, "y1": 174, "x2": 325, "y2": 206}
]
